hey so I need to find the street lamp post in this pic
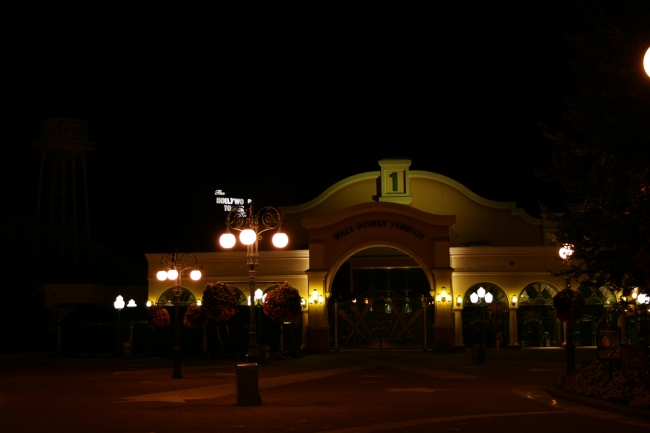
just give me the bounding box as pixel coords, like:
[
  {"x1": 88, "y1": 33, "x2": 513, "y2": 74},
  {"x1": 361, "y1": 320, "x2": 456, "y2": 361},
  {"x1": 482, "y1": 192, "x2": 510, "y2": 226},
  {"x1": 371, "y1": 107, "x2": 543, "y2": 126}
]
[
  {"x1": 470, "y1": 287, "x2": 493, "y2": 363},
  {"x1": 156, "y1": 252, "x2": 202, "y2": 378},
  {"x1": 219, "y1": 203, "x2": 288, "y2": 363},
  {"x1": 114, "y1": 295, "x2": 136, "y2": 358},
  {"x1": 559, "y1": 243, "x2": 576, "y2": 373}
]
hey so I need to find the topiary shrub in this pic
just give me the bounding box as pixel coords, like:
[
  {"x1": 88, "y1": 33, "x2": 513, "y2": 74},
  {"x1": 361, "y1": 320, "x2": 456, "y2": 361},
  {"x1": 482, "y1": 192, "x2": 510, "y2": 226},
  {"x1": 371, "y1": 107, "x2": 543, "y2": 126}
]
[
  {"x1": 553, "y1": 287, "x2": 585, "y2": 322},
  {"x1": 183, "y1": 304, "x2": 208, "y2": 328},
  {"x1": 263, "y1": 282, "x2": 302, "y2": 322},
  {"x1": 147, "y1": 305, "x2": 171, "y2": 329},
  {"x1": 202, "y1": 282, "x2": 238, "y2": 323}
]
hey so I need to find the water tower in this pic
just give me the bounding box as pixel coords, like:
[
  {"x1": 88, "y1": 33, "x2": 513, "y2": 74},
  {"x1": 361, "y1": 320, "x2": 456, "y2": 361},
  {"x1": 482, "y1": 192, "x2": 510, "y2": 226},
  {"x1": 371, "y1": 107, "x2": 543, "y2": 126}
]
[{"x1": 32, "y1": 118, "x2": 96, "y2": 281}]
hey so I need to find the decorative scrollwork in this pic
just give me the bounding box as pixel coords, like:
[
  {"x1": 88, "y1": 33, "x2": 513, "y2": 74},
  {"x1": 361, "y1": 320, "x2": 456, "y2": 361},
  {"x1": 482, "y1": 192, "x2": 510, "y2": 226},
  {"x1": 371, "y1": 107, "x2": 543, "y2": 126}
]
[
  {"x1": 257, "y1": 206, "x2": 282, "y2": 235},
  {"x1": 160, "y1": 253, "x2": 175, "y2": 270},
  {"x1": 224, "y1": 205, "x2": 248, "y2": 231},
  {"x1": 179, "y1": 253, "x2": 198, "y2": 270},
  {"x1": 160, "y1": 251, "x2": 198, "y2": 271},
  {"x1": 224, "y1": 203, "x2": 282, "y2": 237}
]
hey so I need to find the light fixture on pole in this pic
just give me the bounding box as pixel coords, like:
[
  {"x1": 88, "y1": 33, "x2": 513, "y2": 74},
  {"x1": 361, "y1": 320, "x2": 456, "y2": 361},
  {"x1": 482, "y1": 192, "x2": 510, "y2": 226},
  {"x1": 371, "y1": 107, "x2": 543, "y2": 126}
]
[
  {"x1": 156, "y1": 251, "x2": 201, "y2": 379},
  {"x1": 469, "y1": 286, "x2": 492, "y2": 363},
  {"x1": 113, "y1": 295, "x2": 136, "y2": 358},
  {"x1": 219, "y1": 203, "x2": 288, "y2": 363},
  {"x1": 470, "y1": 287, "x2": 493, "y2": 306},
  {"x1": 559, "y1": 243, "x2": 577, "y2": 373}
]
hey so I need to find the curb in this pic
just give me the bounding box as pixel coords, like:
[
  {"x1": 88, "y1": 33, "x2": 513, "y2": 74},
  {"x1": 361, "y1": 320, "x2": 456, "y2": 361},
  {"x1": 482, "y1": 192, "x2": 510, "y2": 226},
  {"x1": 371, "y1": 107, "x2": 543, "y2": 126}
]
[{"x1": 546, "y1": 386, "x2": 650, "y2": 420}]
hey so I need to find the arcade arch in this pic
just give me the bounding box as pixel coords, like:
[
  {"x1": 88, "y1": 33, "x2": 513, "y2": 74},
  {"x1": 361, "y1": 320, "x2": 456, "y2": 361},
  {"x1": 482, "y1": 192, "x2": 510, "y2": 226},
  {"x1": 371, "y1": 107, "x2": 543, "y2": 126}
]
[
  {"x1": 325, "y1": 244, "x2": 435, "y2": 299},
  {"x1": 576, "y1": 285, "x2": 617, "y2": 346},
  {"x1": 517, "y1": 281, "x2": 560, "y2": 347},
  {"x1": 461, "y1": 283, "x2": 509, "y2": 349},
  {"x1": 327, "y1": 246, "x2": 437, "y2": 350}
]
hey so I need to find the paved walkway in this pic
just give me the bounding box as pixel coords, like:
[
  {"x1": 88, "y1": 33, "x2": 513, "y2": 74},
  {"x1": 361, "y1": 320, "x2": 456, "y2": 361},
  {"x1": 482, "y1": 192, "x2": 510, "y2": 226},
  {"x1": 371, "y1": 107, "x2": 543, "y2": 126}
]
[{"x1": 1, "y1": 348, "x2": 649, "y2": 432}]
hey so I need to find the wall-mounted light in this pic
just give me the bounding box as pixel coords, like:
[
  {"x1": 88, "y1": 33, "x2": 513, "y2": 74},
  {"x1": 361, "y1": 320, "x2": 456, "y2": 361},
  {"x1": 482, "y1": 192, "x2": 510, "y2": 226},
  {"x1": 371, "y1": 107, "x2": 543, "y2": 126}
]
[
  {"x1": 511, "y1": 295, "x2": 517, "y2": 306},
  {"x1": 435, "y1": 286, "x2": 451, "y2": 305},
  {"x1": 310, "y1": 289, "x2": 323, "y2": 305},
  {"x1": 196, "y1": 299, "x2": 202, "y2": 306},
  {"x1": 301, "y1": 297, "x2": 307, "y2": 310},
  {"x1": 456, "y1": 295, "x2": 462, "y2": 307},
  {"x1": 146, "y1": 300, "x2": 152, "y2": 307}
]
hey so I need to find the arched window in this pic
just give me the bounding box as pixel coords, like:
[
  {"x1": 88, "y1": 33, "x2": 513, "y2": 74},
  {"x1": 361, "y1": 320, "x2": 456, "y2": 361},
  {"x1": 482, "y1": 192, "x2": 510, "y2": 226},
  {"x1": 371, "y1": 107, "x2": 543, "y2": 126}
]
[
  {"x1": 157, "y1": 287, "x2": 197, "y2": 305},
  {"x1": 578, "y1": 285, "x2": 617, "y2": 305},
  {"x1": 518, "y1": 282, "x2": 559, "y2": 306},
  {"x1": 462, "y1": 283, "x2": 509, "y2": 349}
]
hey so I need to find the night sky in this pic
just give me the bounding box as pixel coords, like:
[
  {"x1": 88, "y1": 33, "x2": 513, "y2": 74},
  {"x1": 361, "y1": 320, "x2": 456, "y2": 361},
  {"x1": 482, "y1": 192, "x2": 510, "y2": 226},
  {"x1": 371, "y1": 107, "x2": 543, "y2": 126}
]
[{"x1": 5, "y1": 4, "x2": 575, "y2": 260}]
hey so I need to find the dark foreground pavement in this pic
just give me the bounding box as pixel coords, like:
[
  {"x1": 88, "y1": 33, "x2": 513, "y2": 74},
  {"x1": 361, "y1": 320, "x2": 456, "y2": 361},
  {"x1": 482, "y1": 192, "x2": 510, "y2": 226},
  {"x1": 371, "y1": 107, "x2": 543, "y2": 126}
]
[{"x1": 1, "y1": 348, "x2": 648, "y2": 433}]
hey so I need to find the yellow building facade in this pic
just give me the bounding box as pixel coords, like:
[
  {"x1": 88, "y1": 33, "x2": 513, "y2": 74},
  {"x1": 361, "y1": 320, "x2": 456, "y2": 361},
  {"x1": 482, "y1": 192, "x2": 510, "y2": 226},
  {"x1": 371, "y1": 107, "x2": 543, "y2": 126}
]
[{"x1": 146, "y1": 158, "x2": 569, "y2": 353}]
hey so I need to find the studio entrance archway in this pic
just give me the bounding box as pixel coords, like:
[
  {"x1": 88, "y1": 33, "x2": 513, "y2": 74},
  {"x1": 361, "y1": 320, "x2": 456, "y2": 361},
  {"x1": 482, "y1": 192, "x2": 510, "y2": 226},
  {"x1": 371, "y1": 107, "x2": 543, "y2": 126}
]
[
  {"x1": 329, "y1": 247, "x2": 435, "y2": 349},
  {"x1": 301, "y1": 202, "x2": 456, "y2": 352}
]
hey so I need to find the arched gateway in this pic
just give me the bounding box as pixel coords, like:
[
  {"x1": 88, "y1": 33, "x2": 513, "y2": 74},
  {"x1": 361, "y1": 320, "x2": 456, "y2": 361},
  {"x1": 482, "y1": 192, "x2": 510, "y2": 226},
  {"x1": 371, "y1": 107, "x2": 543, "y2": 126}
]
[
  {"x1": 146, "y1": 158, "x2": 568, "y2": 355},
  {"x1": 300, "y1": 202, "x2": 456, "y2": 351}
]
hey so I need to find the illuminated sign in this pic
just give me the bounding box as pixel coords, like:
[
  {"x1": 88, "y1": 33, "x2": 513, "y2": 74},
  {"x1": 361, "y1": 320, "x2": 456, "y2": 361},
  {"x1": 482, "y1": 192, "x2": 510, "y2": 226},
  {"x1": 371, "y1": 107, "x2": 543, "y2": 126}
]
[{"x1": 214, "y1": 190, "x2": 252, "y2": 212}]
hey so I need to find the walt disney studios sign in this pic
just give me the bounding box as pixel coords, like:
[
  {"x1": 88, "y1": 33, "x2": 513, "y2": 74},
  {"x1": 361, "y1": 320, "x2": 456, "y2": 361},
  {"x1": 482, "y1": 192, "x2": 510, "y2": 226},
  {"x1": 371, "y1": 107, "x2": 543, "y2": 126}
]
[{"x1": 332, "y1": 219, "x2": 426, "y2": 241}]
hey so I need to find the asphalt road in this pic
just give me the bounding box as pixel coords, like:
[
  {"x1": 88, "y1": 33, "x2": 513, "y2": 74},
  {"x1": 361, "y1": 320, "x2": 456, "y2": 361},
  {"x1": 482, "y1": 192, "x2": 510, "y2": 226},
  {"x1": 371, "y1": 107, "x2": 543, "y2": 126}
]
[{"x1": 1, "y1": 348, "x2": 648, "y2": 433}]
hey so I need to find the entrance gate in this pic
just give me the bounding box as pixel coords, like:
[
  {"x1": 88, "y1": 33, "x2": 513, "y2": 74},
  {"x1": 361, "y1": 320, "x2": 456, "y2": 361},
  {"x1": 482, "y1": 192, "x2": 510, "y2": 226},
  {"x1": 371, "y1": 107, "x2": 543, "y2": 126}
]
[
  {"x1": 330, "y1": 296, "x2": 434, "y2": 349},
  {"x1": 517, "y1": 306, "x2": 558, "y2": 347}
]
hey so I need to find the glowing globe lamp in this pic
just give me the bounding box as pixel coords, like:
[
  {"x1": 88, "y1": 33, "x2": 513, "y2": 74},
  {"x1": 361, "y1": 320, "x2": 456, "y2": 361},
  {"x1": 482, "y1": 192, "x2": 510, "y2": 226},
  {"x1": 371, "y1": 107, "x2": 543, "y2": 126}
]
[
  {"x1": 272, "y1": 232, "x2": 289, "y2": 248},
  {"x1": 219, "y1": 233, "x2": 236, "y2": 248},
  {"x1": 239, "y1": 229, "x2": 256, "y2": 245}
]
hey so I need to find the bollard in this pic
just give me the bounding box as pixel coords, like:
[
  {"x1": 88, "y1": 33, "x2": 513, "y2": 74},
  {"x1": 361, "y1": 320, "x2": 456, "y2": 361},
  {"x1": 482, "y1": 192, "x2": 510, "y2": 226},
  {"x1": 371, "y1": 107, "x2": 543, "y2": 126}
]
[
  {"x1": 236, "y1": 363, "x2": 260, "y2": 406},
  {"x1": 260, "y1": 345, "x2": 271, "y2": 365},
  {"x1": 121, "y1": 342, "x2": 132, "y2": 359}
]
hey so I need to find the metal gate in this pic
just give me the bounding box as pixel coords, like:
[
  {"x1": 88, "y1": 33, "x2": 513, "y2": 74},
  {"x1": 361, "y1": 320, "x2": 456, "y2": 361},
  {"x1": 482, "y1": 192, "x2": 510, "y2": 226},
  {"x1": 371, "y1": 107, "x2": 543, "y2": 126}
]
[
  {"x1": 330, "y1": 296, "x2": 434, "y2": 349},
  {"x1": 462, "y1": 306, "x2": 509, "y2": 349},
  {"x1": 517, "y1": 306, "x2": 559, "y2": 347}
]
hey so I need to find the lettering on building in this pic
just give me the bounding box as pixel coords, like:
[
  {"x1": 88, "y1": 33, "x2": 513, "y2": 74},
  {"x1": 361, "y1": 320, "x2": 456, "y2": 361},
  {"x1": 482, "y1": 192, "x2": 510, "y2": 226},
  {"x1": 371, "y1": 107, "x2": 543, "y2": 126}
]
[{"x1": 331, "y1": 220, "x2": 426, "y2": 240}]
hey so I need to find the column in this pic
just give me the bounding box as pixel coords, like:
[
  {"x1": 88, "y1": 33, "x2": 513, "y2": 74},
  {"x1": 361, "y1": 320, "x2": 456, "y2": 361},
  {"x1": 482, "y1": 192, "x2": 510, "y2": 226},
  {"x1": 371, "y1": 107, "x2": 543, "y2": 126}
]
[
  {"x1": 508, "y1": 306, "x2": 520, "y2": 348},
  {"x1": 432, "y1": 269, "x2": 454, "y2": 352},
  {"x1": 306, "y1": 270, "x2": 330, "y2": 353},
  {"x1": 453, "y1": 307, "x2": 464, "y2": 350}
]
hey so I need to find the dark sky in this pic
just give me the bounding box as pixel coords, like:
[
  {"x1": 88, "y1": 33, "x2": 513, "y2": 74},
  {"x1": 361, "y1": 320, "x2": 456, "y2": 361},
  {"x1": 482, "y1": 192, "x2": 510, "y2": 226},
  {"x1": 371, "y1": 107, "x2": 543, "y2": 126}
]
[{"x1": 4, "y1": 4, "x2": 574, "y2": 256}]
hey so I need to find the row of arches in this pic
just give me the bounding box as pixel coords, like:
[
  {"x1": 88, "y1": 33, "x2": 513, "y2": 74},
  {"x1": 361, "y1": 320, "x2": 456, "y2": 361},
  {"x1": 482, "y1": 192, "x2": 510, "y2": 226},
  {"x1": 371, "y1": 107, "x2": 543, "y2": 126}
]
[
  {"x1": 154, "y1": 277, "x2": 618, "y2": 350},
  {"x1": 461, "y1": 282, "x2": 617, "y2": 348}
]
